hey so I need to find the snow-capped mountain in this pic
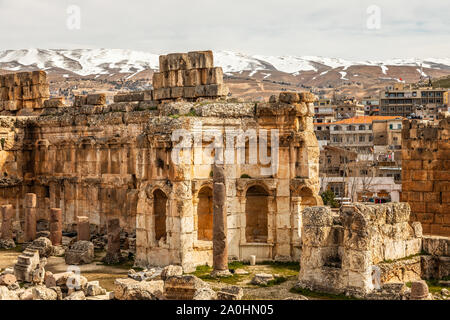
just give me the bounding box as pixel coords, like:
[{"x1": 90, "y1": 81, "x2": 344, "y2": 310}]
[{"x1": 1, "y1": 48, "x2": 450, "y2": 78}]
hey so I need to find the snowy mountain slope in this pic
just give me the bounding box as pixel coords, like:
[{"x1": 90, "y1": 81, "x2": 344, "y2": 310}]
[{"x1": 1, "y1": 48, "x2": 449, "y2": 80}]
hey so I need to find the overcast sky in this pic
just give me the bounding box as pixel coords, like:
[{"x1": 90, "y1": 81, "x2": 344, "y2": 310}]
[{"x1": 0, "y1": 0, "x2": 449, "y2": 59}]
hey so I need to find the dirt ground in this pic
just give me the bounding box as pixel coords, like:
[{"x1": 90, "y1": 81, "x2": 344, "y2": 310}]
[{"x1": 0, "y1": 249, "x2": 319, "y2": 299}]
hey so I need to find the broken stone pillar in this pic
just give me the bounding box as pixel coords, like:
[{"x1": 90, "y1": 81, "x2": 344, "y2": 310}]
[
  {"x1": 14, "y1": 248, "x2": 40, "y2": 282},
  {"x1": 0, "y1": 204, "x2": 15, "y2": 249},
  {"x1": 102, "y1": 218, "x2": 122, "y2": 264},
  {"x1": 24, "y1": 193, "x2": 37, "y2": 242},
  {"x1": 410, "y1": 280, "x2": 431, "y2": 300},
  {"x1": 211, "y1": 165, "x2": 230, "y2": 277},
  {"x1": 49, "y1": 208, "x2": 62, "y2": 246},
  {"x1": 1, "y1": 204, "x2": 14, "y2": 240},
  {"x1": 77, "y1": 216, "x2": 90, "y2": 241}
]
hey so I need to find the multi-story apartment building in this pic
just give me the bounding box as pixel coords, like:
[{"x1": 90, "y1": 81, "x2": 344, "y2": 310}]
[
  {"x1": 379, "y1": 83, "x2": 449, "y2": 118},
  {"x1": 313, "y1": 98, "x2": 335, "y2": 123},
  {"x1": 362, "y1": 97, "x2": 380, "y2": 116},
  {"x1": 334, "y1": 99, "x2": 365, "y2": 120}
]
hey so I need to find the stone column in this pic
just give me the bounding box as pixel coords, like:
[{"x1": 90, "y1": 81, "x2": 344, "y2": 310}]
[
  {"x1": 1, "y1": 204, "x2": 14, "y2": 240},
  {"x1": 77, "y1": 216, "x2": 90, "y2": 241},
  {"x1": 211, "y1": 165, "x2": 230, "y2": 277},
  {"x1": 103, "y1": 218, "x2": 122, "y2": 264},
  {"x1": 49, "y1": 208, "x2": 62, "y2": 245},
  {"x1": 24, "y1": 193, "x2": 37, "y2": 242}
]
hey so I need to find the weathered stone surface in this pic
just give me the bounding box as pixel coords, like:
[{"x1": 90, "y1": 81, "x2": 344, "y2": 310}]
[
  {"x1": 161, "y1": 265, "x2": 183, "y2": 280},
  {"x1": 0, "y1": 273, "x2": 17, "y2": 286},
  {"x1": 114, "y1": 278, "x2": 164, "y2": 300},
  {"x1": 32, "y1": 286, "x2": 57, "y2": 300},
  {"x1": 0, "y1": 286, "x2": 19, "y2": 300},
  {"x1": 410, "y1": 280, "x2": 431, "y2": 300},
  {"x1": 212, "y1": 164, "x2": 229, "y2": 274},
  {"x1": 163, "y1": 275, "x2": 209, "y2": 300},
  {"x1": 49, "y1": 208, "x2": 62, "y2": 245},
  {"x1": 14, "y1": 248, "x2": 40, "y2": 282},
  {"x1": 65, "y1": 240, "x2": 94, "y2": 265},
  {"x1": 76, "y1": 216, "x2": 90, "y2": 241},
  {"x1": 422, "y1": 236, "x2": 450, "y2": 256},
  {"x1": 64, "y1": 291, "x2": 86, "y2": 300},
  {"x1": 251, "y1": 273, "x2": 274, "y2": 286},
  {"x1": 28, "y1": 237, "x2": 53, "y2": 258},
  {"x1": 103, "y1": 218, "x2": 123, "y2": 264},
  {"x1": 216, "y1": 286, "x2": 243, "y2": 300},
  {"x1": 86, "y1": 281, "x2": 107, "y2": 296},
  {"x1": 1, "y1": 204, "x2": 14, "y2": 241}
]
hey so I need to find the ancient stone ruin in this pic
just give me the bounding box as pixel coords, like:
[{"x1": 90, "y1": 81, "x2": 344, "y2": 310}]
[
  {"x1": 296, "y1": 202, "x2": 450, "y2": 299},
  {"x1": 0, "y1": 52, "x2": 321, "y2": 273},
  {"x1": 402, "y1": 113, "x2": 450, "y2": 237}
]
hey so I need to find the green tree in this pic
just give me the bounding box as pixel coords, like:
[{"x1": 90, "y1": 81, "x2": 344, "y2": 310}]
[{"x1": 321, "y1": 190, "x2": 339, "y2": 208}]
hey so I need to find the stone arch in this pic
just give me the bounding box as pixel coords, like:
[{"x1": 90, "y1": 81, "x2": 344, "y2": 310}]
[
  {"x1": 197, "y1": 185, "x2": 213, "y2": 241},
  {"x1": 245, "y1": 185, "x2": 269, "y2": 243},
  {"x1": 298, "y1": 187, "x2": 318, "y2": 207},
  {"x1": 153, "y1": 188, "x2": 168, "y2": 242}
]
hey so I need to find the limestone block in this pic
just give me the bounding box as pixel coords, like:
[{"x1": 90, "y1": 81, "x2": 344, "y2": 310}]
[
  {"x1": 170, "y1": 87, "x2": 184, "y2": 99},
  {"x1": 183, "y1": 87, "x2": 196, "y2": 98},
  {"x1": 183, "y1": 69, "x2": 201, "y2": 87},
  {"x1": 152, "y1": 72, "x2": 165, "y2": 89},
  {"x1": 200, "y1": 67, "x2": 223, "y2": 85},
  {"x1": 279, "y1": 92, "x2": 300, "y2": 104},
  {"x1": 384, "y1": 240, "x2": 406, "y2": 261},
  {"x1": 65, "y1": 240, "x2": 94, "y2": 265},
  {"x1": 302, "y1": 206, "x2": 333, "y2": 227},
  {"x1": 114, "y1": 278, "x2": 164, "y2": 300},
  {"x1": 187, "y1": 51, "x2": 214, "y2": 69},
  {"x1": 43, "y1": 97, "x2": 65, "y2": 108},
  {"x1": 86, "y1": 93, "x2": 106, "y2": 105},
  {"x1": 153, "y1": 88, "x2": 171, "y2": 100}
]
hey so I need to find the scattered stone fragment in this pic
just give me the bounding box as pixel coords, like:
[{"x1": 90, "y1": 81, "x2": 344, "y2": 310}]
[
  {"x1": 410, "y1": 280, "x2": 431, "y2": 300},
  {"x1": 161, "y1": 265, "x2": 183, "y2": 280},
  {"x1": 114, "y1": 278, "x2": 164, "y2": 300},
  {"x1": 217, "y1": 286, "x2": 243, "y2": 300},
  {"x1": 64, "y1": 291, "x2": 86, "y2": 300},
  {"x1": 0, "y1": 273, "x2": 17, "y2": 286},
  {"x1": 65, "y1": 240, "x2": 94, "y2": 265},
  {"x1": 251, "y1": 273, "x2": 274, "y2": 286},
  {"x1": 27, "y1": 237, "x2": 53, "y2": 258},
  {"x1": 32, "y1": 286, "x2": 58, "y2": 300},
  {"x1": 193, "y1": 287, "x2": 217, "y2": 300}
]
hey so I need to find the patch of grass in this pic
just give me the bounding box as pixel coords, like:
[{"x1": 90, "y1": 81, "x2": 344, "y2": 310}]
[
  {"x1": 258, "y1": 261, "x2": 300, "y2": 276},
  {"x1": 169, "y1": 114, "x2": 180, "y2": 119},
  {"x1": 290, "y1": 286, "x2": 358, "y2": 300},
  {"x1": 189, "y1": 264, "x2": 247, "y2": 285},
  {"x1": 240, "y1": 174, "x2": 252, "y2": 179},
  {"x1": 257, "y1": 276, "x2": 288, "y2": 287},
  {"x1": 184, "y1": 109, "x2": 198, "y2": 117},
  {"x1": 228, "y1": 261, "x2": 249, "y2": 270}
]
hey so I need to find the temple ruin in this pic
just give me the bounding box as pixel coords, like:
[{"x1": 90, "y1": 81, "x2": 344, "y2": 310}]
[{"x1": 0, "y1": 51, "x2": 322, "y2": 272}]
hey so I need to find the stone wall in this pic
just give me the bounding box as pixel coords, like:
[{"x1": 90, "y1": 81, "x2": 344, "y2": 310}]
[
  {"x1": 297, "y1": 203, "x2": 423, "y2": 297},
  {"x1": 0, "y1": 71, "x2": 49, "y2": 112},
  {"x1": 401, "y1": 113, "x2": 450, "y2": 236}
]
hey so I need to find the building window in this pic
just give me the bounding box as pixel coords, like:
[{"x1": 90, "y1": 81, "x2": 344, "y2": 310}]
[{"x1": 359, "y1": 136, "x2": 365, "y2": 142}]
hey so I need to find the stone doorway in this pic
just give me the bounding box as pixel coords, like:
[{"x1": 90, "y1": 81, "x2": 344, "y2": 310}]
[
  {"x1": 197, "y1": 186, "x2": 213, "y2": 241},
  {"x1": 153, "y1": 189, "x2": 167, "y2": 241},
  {"x1": 245, "y1": 185, "x2": 268, "y2": 243}
]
